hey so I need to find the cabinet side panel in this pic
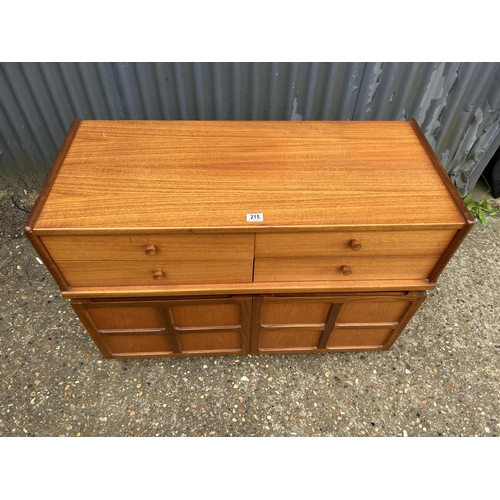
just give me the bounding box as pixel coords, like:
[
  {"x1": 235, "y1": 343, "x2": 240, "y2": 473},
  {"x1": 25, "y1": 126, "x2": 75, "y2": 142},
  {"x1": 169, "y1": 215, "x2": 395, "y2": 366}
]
[
  {"x1": 24, "y1": 118, "x2": 82, "y2": 292},
  {"x1": 24, "y1": 232, "x2": 69, "y2": 290},
  {"x1": 409, "y1": 118, "x2": 475, "y2": 224},
  {"x1": 382, "y1": 292, "x2": 427, "y2": 349},
  {"x1": 71, "y1": 300, "x2": 113, "y2": 358},
  {"x1": 25, "y1": 118, "x2": 82, "y2": 233},
  {"x1": 428, "y1": 223, "x2": 474, "y2": 283}
]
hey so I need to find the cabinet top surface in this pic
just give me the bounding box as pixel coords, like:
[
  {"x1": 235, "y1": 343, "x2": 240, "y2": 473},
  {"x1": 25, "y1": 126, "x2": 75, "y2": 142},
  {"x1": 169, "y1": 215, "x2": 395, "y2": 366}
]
[{"x1": 34, "y1": 120, "x2": 466, "y2": 231}]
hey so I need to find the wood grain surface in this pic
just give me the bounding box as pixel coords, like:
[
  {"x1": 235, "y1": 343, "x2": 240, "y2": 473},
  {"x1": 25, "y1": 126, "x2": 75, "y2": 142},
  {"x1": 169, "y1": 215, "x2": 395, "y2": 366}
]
[
  {"x1": 250, "y1": 291, "x2": 426, "y2": 354},
  {"x1": 33, "y1": 120, "x2": 466, "y2": 231},
  {"x1": 61, "y1": 279, "x2": 435, "y2": 298},
  {"x1": 326, "y1": 327, "x2": 394, "y2": 349},
  {"x1": 41, "y1": 233, "x2": 255, "y2": 261},
  {"x1": 27, "y1": 120, "x2": 473, "y2": 357},
  {"x1": 57, "y1": 259, "x2": 254, "y2": 286},
  {"x1": 24, "y1": 118, "x2": 82, "y2": 290},
  {"x1": 71, "y1": 295, "x2": 252, "y2": 358},
  {"x1": 255, "y1": 229, "x2": 457, "y2": 257},
  {"x1": 253, "y1": 255, "x2": 441, "y2": 282}
]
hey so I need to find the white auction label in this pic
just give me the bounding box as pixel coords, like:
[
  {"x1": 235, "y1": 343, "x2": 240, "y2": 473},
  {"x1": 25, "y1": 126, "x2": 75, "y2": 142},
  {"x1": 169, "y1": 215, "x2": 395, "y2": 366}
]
[{"x1": 246, "y1": 213, "x2": 264, "y2": 222}]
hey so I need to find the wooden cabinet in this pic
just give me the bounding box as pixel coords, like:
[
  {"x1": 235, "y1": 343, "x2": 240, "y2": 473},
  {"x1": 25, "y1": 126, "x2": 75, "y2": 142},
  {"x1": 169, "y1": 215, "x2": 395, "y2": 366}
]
[{"x1": 25, "y1": 119, "x2": 474, "y2": 359}]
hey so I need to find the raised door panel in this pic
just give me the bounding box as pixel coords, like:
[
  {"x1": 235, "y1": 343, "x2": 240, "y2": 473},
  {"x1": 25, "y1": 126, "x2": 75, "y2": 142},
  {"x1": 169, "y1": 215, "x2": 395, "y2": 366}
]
[
  {"x1": 71, "y1": 296, "x2": 252, "y2": 358},
  {"x1": 170, "y1": 303, "x2": 241, "y2": 328},
  {"x1": 71, "y1": 300, "x2": 172, "y2": 358},
  {"x1": 251, "y1": 296, "x2": 337, "y2": 354},
  {"x1": 335, "y1": 299, "x2": 410, "y2": 325},
  {"x1": 326, "y1": 328, "x2": 394, "y2": 349},
  {"x1": 260, "y1": 301, "x2": 332, "y2": 326},
  {"x1": 168, "y1": 299, "x2": 251, "y2": 354},
  {"x1": 101, "y1": 333, "x2": 174, "y2": 357},
  {"x1": 178, "y1": 331, "x2": 242, "y2": 353},
  {"x1": 86, "y1": 305, "x2": 165, "y2": 331},
  {"x1": 258, "y1": 328, "x2": 323, "y2": 351},
  {"x1": 251, "y1": 292, "x2": 426, "y2": 354}
]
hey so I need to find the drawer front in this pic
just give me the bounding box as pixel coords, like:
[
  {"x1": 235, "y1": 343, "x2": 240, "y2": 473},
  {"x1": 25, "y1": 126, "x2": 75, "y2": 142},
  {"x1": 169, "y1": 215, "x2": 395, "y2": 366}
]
[
  {"x1": 59, "y1": 260, "x2": 253, "y2": 286},
  {"x1": 255, "y1": 230, "x2": 457, "y2": 258},
  {"x1": 41, "y1": 233, "x2": 255, "y2": 261},
  {"x1": 253, "y1": 255, "x2": 441, "y2": 282}
]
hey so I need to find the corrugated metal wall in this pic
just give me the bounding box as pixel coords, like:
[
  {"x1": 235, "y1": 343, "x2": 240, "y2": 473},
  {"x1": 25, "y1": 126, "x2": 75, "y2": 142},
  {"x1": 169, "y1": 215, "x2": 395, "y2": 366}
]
[{"x1": 1, "y1": 62, "x2": 499, "y2": 194}]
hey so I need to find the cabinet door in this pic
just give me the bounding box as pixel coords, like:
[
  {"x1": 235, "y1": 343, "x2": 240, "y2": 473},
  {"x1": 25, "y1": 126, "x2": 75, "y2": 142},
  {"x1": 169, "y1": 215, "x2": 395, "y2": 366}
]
[
  {"x1": 72, "y1": 296, "x2": 252, "y2": 358},
  {"x1": 250, "y1": 292, "x2": 426, "y2": 354}
]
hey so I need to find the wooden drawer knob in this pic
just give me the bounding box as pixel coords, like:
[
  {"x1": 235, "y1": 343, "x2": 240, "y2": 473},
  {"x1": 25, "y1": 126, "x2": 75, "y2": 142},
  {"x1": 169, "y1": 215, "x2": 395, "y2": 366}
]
[
  {"x1": 152, "y1": 268, "x2": 163, "y2": 280},
  {"x1": 145, "y1": 244, "x2": 156, "y2": 256},
  {"x1": 350, "y1": 239, "x2": 362, "y2": 251},
  {"x1": 341, "y1": 265, "x2": 352, "y2": 276}
]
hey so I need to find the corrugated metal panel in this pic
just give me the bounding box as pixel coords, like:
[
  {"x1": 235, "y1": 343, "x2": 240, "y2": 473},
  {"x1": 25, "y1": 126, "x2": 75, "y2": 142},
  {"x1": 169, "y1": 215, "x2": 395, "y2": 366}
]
[
  {"x1": 1, "y1": 62, "x2": 499, "y2": 194},
  {"x1": 351, "y1": 62, "x2": 500, "y2": 193}
]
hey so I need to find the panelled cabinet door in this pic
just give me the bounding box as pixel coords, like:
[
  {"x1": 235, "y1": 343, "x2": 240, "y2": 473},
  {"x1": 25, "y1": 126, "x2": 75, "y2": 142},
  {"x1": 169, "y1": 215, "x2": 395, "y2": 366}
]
[
  {"x1": 71, "y1": 296, "x2": 252, "y2": 358},
  {"x1": 250, "y1": 292, "x2": 426, "y2": 354}
]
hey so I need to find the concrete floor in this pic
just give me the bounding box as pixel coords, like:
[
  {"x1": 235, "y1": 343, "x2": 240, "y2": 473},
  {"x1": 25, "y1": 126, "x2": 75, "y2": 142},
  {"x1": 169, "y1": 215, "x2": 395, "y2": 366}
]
[{"x1": 1, "y1": 177, "x2": 499, "y2": 437}]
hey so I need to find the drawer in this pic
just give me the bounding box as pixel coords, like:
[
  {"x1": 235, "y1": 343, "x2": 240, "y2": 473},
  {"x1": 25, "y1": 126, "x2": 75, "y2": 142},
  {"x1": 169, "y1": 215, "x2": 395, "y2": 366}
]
[
  {"x1": 58, "y1": 260, "x2": 253, "y2": 286},
  {"x1": 253, "y1": 255, "x2": 441, "y2": 282},
  {"x1": 41, "y1": 233, "x2": 255, "y2": 261},
  {"x1": 255, "y1": 230, "x2": 457, "y2": 258}
]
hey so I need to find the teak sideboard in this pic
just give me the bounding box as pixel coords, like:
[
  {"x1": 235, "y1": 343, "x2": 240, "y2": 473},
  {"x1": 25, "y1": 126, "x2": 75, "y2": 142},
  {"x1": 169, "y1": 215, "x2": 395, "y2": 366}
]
[{"x1": 25, "y1": 119, "x2": 474, "y2": 359}]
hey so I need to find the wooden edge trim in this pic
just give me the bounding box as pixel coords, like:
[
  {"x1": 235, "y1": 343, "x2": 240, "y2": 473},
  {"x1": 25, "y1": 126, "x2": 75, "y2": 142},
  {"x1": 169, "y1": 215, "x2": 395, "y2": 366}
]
[
  {"x1": 161, "y1": 307, "x2": 182, "y2": 353},
  {"x1": 258, "y1": 347, "x2": 318, "y2": 353},
  {"x1": 60, "y1": 280, "x2": 436, "y2": 299},
  {"x1": 428, "y1": 221, "x2": 475, "y2": 283},
  {"x1": 31, "y1": 222, "x2": 466, "y2": 235},
  {"x1": 24, "y1": 117, "x2": 82, "y2": 232},
  {"x1": 262, "y1": 323, "x2": 325, "y2": 329},
  {"x1": 408, "y1": 118, "x2": 475, "y2": 225},
  {"x1": 173, "y1": 325, "x2": 240, "y2": 332},
  {"x1": 239, "y1": 296, "x2": 253, "y2": 354},
  {"x1": 318, "y1": 303, "x2": 343, "y2": 349},
  {"x1": 335, "y1": 322, "x2": 399, "y2": 328},
  {"x1": 108, "y1": 350, "x2": 242, "y2": 359},
  {"x1": 323, "y1": 346, "x2": 384, "y2": 353},
  {"x1": 25, "y1": 233, "x2": 69, "y2": 290},
  {"x1": 24, "y1": 118, "x2": 81, "y2": 292},
  {"x1": 89, "y1": 296, "x2": 236, "y2": 304},
  {"x1": 382, "y1": 291, "x2": 427, "y2": 350},
  {"x1": 250, "y1": 295, "x2": 264, "y2": 354},
  {"x1": 98, "y1": 328, "x2": 166, "y2": 334}
]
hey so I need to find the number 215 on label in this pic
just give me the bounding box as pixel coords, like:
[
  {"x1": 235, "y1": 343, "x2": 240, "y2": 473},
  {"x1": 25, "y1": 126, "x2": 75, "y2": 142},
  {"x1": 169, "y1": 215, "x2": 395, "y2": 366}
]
[{"x1": 246, "y1": 213, "x2": 264, "y2": 222}]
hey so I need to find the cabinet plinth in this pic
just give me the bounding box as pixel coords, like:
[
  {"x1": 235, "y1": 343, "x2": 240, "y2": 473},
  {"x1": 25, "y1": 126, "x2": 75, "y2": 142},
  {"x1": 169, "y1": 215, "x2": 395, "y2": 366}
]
[{"x1": 25, "y1": 119, "x2": 474, "y2": 358}]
